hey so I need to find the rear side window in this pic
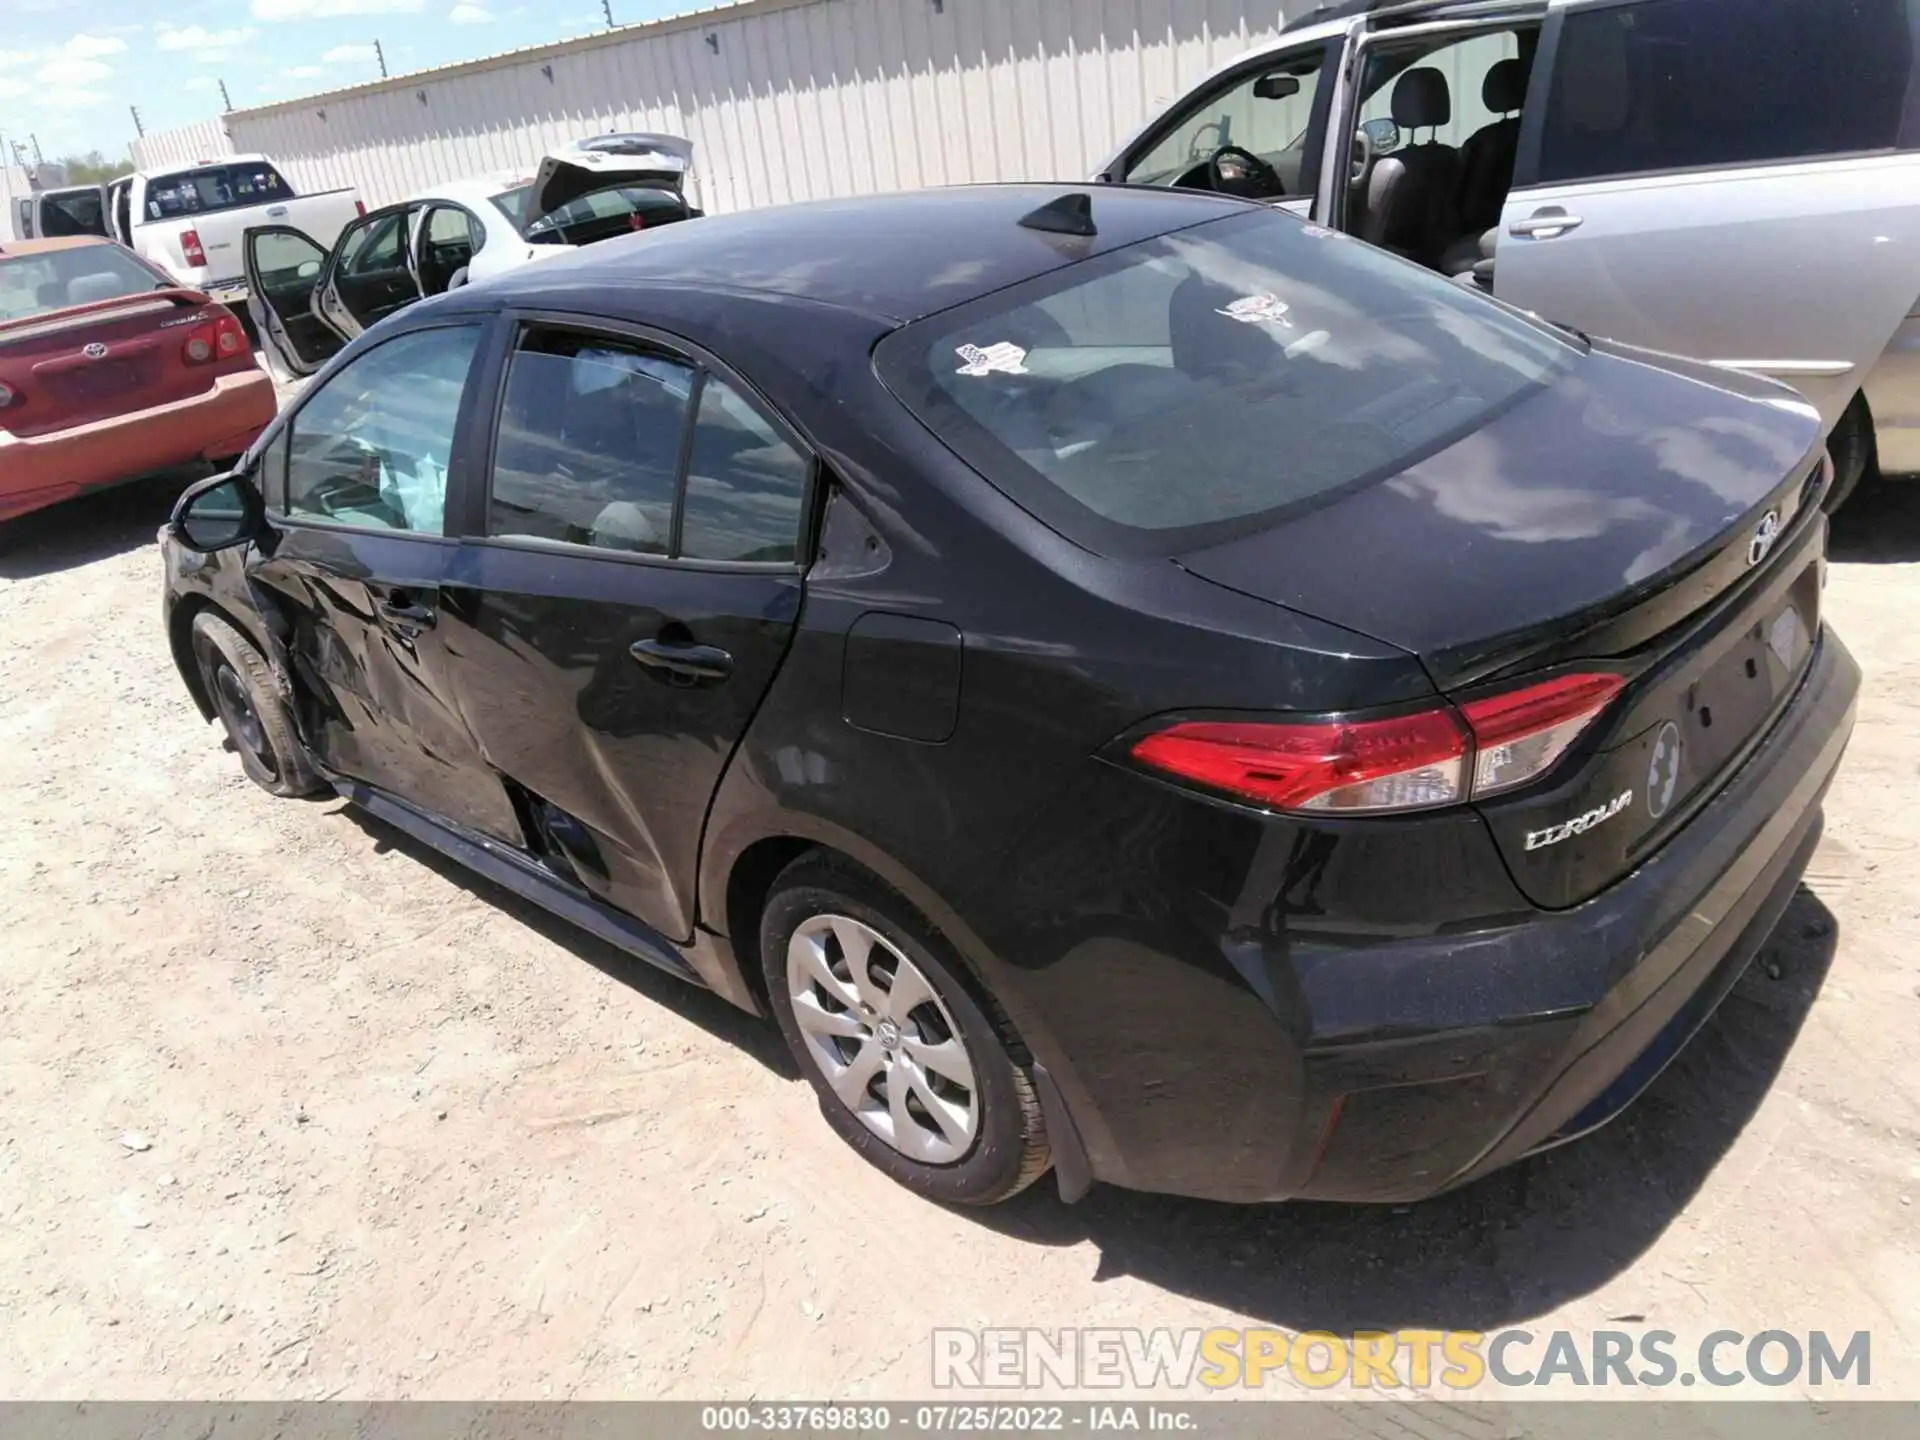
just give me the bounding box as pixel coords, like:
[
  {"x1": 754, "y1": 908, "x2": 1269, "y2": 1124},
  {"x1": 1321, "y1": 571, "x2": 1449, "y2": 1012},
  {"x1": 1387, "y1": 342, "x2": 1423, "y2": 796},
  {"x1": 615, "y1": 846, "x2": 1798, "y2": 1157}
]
[
  {"x1": 1537, "y1": 0, "x2": 1916, "y2": 184},
  {"x1": 41, "y1": 190, "x2": 106, "y2": 238},
  {"x1": 487, "y1": 326, "x2": 810, "y2": 563},
  {"x1": 142, "y1": 164, "x2": 293, "y2": 221},
  {"x1": 878, "y1": 209, "x2": 1576, "y2": 557},
  {"x1": 490, "y1": 330, "x2": 695, "y2": 555}
]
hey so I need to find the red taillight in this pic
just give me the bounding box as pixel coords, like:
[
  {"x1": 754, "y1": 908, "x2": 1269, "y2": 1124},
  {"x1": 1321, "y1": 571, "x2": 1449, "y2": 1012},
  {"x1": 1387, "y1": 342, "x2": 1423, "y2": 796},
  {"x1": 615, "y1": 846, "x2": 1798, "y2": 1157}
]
[
  {"x1": 1460, "y1": 672, "x2": 1626, "y2": 798},
  {"x1": 1132, "y1": 711, "x2": 1469, "y2": 815},
  {"x1": 180, "y1": 229, "x2": 207, "y2": 268},
  {"x1": 1130, "y1": 671, "x2": 1625, "y2": 816},
  {"x1": 355, "y1": 200, "x2": 367, "y2": 218},
  {"x1": 182, "y1": 310, "x2": 251, "y2": 366}
]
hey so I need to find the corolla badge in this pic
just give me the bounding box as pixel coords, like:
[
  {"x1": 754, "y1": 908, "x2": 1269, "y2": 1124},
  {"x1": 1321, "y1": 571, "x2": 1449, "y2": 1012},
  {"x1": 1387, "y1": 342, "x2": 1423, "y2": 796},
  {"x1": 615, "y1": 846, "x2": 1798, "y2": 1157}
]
[
  {"x1": 82, "y1": 342, "x2": 109, "y2": 359},
  {"x1": 1748, "y1": 509, "x2": 1782, "y2": 568},
  {"x1": 1525, "y1": 790, "x2": 1633, "y2": 852},
  {"x1": 1647, "y1": 722, "x2": 1683, "y2": 819}
]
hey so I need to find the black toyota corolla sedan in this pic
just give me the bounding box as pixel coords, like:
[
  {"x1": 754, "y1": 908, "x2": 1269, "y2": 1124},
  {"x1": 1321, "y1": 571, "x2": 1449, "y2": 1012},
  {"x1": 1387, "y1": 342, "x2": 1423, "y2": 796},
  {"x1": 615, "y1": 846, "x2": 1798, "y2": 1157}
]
[{"x1": 162, "y1": 185, "x2": 1857, "y2": 1208}]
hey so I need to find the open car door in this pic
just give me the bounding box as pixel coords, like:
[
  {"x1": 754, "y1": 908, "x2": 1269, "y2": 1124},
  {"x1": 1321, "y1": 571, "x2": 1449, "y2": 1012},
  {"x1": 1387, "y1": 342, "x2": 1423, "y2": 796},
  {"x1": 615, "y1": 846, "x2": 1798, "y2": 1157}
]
[
  {"x1": 312, "y1": 202, "x2": 428, "y2": 342},
  {"x1": 243, "y1": 224, "x2": 348, "y2": 378},
  {"x1": 32, "y1": 184, "x2": 110, "y2": 239}
]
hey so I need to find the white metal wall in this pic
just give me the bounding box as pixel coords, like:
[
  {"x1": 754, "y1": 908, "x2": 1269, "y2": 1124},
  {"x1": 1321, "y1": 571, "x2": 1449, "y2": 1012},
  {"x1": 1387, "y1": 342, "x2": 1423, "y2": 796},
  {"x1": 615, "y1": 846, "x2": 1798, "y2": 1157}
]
[
  {"x1": 146, "y1": 0, "x2": 1289, "y2": 212},
  {"x1": 128, "y1": 1, "x2": 1526, "y2": 218},
  {"x1": 129, "y1": 118, "x2": 236, "y2": 173}
]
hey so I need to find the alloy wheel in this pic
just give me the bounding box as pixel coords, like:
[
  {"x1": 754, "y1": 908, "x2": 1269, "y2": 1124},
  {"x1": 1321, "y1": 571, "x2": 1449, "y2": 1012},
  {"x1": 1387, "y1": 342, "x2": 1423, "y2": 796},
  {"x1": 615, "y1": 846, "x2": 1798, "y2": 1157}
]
[
  {"x1": 210, "y1": 657, "x2": 278, "y2": 780},
  {"x1": 785, "y1": 913, "x2": 980, "y2": 1163}
]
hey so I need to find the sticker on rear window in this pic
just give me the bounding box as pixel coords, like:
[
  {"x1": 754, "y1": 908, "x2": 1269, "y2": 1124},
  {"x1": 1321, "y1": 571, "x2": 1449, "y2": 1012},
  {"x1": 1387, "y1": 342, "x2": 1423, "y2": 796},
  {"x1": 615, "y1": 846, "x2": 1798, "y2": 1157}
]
[
  {"x1": 956, "y1": 342, "x2": 1030, "y2": 377},
  {"x1": 1216, "y1": 293, "x2": 1295, "y2": 328}
]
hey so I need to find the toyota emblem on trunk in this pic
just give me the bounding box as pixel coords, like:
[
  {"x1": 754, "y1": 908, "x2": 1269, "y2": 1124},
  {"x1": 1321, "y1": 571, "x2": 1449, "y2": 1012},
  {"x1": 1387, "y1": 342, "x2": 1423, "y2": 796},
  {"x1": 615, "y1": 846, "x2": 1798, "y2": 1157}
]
[
  {"x1": 1748, "y1": 509, "x2": 1782, "y2": 567},
  {"x1": 82, "y1": 343, "x2": 109, "y2": 360}
]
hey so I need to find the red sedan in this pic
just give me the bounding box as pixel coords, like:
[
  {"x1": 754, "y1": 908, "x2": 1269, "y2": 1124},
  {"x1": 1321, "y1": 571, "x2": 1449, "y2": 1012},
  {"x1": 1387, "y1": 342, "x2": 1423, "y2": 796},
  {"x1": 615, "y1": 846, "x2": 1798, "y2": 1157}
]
[{"x1": 0, "y1": 236, "x2": 277, "y2": 525}]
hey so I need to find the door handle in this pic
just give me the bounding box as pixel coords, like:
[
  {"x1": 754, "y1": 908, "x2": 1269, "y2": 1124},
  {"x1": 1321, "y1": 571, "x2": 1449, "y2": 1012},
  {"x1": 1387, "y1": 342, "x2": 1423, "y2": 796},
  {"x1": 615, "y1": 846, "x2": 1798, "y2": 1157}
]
[
  {"x1": 1510, "y1": 208, "x2": 1584, "y2": 239},
  {"x1": 629, "y1": 638, "x2": 734, "y2": 686},
  {"x1": 377, "y1": 596, "x2": 436, "y2": 633}
]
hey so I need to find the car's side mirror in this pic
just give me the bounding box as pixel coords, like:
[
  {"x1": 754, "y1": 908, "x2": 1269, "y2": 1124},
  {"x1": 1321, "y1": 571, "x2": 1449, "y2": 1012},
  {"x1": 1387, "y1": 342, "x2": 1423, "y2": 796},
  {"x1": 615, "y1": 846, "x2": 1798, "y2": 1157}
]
[
  {"x1": 297, "y1": 259, "x2": 321, "y2": 280},
  {"x1": 170, "y1": 469, "x2": 264, "y2": 554},
  {"x1": 1253, "y1": 73, "x2": 1302, "y2": 102},
  {"x1": 1362, "y1": 117, "x2": 1403, "y2": 154}
]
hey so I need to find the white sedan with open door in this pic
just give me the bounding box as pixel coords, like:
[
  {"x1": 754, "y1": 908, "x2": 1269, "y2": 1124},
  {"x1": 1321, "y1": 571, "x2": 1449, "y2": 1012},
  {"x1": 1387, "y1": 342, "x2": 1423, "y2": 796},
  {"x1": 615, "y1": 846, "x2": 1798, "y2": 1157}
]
[{"x1": 242, "y1": 134, "x2": 699, "y2": 379}]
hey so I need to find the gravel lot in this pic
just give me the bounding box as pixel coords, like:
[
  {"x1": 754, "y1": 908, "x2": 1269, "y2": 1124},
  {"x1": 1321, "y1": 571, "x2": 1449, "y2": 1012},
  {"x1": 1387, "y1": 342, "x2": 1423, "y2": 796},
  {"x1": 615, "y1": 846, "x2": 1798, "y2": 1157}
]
[{"x1": 1, "y1": 467, "x2": 1917, "y2": 1401}]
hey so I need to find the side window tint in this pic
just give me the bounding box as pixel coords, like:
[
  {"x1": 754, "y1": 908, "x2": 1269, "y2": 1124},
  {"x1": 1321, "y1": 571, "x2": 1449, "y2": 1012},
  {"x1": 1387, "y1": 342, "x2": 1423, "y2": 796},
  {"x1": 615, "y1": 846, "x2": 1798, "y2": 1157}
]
[
  {"x1": 341, "y1": 213, "x2": 405, "y2": 276},
  {"x1": 680, "y1": 378, "x2": 810, "y2": 564},
  {"x1": 286, "y1": 325, "x2": 480, "y2": 534},
  {"x1": 1357, "y1": 32, "x2": 1524, "y2": 150},
  {"x1": 1539, "y1": 0, "x2": 1913, "y2": 184},
  {"x1": 489, "y1": 328, "x2": 695, "y2": 555}
]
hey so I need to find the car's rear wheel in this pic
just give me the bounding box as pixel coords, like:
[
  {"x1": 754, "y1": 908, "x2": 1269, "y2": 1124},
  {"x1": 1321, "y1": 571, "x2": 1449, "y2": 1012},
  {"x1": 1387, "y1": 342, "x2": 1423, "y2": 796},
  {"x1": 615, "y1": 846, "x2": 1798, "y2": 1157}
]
[
  {"x1": 189, "y1": 610, "x2": 324, "y2": 799},
  {"x1": 760, "y1": 854, "x2": 1049, "y2": 1205},
  {"x1": 1825, "y1": 391, "x2": 1878, "y2": 513}
]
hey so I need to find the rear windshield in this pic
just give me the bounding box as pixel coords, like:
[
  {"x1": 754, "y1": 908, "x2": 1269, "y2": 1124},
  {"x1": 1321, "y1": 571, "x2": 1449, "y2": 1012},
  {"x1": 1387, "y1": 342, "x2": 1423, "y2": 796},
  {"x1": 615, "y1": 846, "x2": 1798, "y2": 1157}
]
[
  {"x1": 877, "y1": 209, "x2": 1580, "y2": 556},
  {"x1": 141, "y1": 163, "x2": 293, "y2": 222},
  {"x1": 523, "y1": 186, "x2": 691, "y2": 247},
  {"x1": 0, "y1": 247, "x2": 166, "y2": 322}
]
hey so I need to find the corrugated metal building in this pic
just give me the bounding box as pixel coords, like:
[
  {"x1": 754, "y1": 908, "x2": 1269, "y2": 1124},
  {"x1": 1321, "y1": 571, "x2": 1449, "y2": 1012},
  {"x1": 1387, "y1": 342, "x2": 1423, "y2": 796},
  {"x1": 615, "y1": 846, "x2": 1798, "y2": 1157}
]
[{"x1": 134, "y1": 0, "x2": 1292, "y2": 211}]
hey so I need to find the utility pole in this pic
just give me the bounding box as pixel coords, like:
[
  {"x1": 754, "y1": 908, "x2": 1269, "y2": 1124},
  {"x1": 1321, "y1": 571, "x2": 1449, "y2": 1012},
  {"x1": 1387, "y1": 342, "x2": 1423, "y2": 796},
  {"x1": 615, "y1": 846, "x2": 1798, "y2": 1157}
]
[
  {"x1": 374, "y1": 39, "x2": 389, "y2": 78},
  {"x1": 129, "y1": 105, "x2": 145, "y2": 137},
  {"x1": 219, "y1": 79, "x2": 233, "y2": 113},
  {"x1": 601, "y1": 0, "x2": 614, "y2": 26},
  {"x1": 28, "y1": 133, "x2": 44, "y2": 166}
]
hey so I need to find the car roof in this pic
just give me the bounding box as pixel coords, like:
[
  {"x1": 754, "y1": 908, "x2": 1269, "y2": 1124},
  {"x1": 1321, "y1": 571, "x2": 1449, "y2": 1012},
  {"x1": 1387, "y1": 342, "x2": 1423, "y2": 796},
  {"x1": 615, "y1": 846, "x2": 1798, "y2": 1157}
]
[
  {"x1": 1281, "y1": 0, "x2": 1545, "y2": 35},
  {"x1": 489, "y1": 183, "x2": 1255, "y2": 325},
  {"x1": 410, "y1": 173, "x2": 530, "y2": 206},
  {"x1": 0, "y1": 236, "x2": 117, "y2": 257}
]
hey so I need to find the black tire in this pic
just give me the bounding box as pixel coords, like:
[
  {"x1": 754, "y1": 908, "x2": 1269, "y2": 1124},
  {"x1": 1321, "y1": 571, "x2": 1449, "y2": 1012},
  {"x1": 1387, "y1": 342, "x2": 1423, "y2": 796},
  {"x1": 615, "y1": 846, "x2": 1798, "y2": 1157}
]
[
  {"x1": 760, "y1": 853, "x2": 1050, "y2": 1205},
  {"x1": 189, "y1": 610, "x2": 325, "y2": 799},
  {"x1": 1825, "y1": 392, "x2": 1878, "y2": 514}
]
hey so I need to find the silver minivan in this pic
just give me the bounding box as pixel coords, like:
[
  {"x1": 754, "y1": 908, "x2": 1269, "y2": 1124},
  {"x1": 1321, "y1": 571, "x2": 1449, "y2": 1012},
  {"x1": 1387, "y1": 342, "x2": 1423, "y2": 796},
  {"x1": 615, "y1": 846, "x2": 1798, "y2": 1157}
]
[{"x1": 1099, "y1": 0, "x2": 1920, "y2": 509}]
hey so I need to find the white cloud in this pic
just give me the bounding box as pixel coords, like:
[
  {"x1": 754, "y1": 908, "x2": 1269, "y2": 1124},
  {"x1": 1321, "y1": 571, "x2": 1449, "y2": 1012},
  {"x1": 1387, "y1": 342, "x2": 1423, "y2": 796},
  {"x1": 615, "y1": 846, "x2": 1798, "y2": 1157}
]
[
  {"x1": 42, "y1": 88, "x2": 109, "y2": 109},
  {"x1": 285, "y1": 65, "x2": 326, "y2": 77},
  {"x1": 183, "y1": 75, "x2": 219, "y2": 92},
  {"x1": 39, "y1": 56, "x2": 114, "y2": 86},
  {"x1": 449, "y1": 2, "x2": 495, "y2": 21},
  {"x1": 0, "y1": 49, "x2": 39, "y2": 69},
  {"x1": 321, "y1": 43, "x2": 381, "y2": 64},
  {"x1": 0, "y1": 76, "x2": 30, "y2": 98},
  {"x1": 252, "y1": 0, "x2": 424, "y2": 19},
  {"x1": 62, "y1": 34, "x2": 129, "y2": 58},
  {"x1": 156, "y1": 25, "x2": 258, "y2": 52}
]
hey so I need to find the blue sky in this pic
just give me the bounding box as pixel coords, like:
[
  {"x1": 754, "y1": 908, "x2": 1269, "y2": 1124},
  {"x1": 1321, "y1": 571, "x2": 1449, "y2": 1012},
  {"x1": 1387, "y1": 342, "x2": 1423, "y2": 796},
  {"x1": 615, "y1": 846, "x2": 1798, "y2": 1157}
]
[{"x1": 1, "y1": 0, "x2": 693, "y2": 164}]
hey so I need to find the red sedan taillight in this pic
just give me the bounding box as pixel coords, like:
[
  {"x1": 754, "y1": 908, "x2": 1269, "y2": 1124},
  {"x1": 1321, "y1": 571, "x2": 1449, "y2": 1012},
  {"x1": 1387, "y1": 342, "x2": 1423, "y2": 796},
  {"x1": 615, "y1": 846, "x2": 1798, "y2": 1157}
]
[
  {"x1": 1130, "y1": 672, "x2": 1627, "y2": 816},
  {"x1": 181, "y1": 310, "x2": 250, "y2": 366},
  {"x1": 180, "y1": 229, "x2": 207, "y2": 269}
]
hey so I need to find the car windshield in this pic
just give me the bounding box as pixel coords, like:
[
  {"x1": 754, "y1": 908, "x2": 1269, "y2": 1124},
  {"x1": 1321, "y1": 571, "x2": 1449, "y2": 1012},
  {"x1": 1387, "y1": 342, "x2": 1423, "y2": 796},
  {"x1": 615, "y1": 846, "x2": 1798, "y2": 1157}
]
[
  {"x1": 878, "y1": 209, "x2": 1581, "y2": 556},
  {"x1": 0, "y1": 246, "x2": 166, "y2": 321},
  {"x1": 142, "y1": 163, "x2": 293, "y2": 222}
]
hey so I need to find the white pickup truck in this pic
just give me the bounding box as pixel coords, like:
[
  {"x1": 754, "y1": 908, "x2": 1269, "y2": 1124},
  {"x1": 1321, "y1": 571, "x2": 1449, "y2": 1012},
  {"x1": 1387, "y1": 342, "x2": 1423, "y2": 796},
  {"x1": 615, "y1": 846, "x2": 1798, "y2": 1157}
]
[{"x1": 27, "y1": 155, "x2": 363, "y2": 316}]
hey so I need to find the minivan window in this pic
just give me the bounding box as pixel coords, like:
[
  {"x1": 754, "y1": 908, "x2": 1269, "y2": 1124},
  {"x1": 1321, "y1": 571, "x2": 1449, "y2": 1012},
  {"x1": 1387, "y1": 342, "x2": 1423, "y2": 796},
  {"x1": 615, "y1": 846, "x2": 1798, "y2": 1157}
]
[
  {"x1": 1537, "y1": 0, "x2": 1915, "y2": 184},
  {"x1": 142, "y1": 163, "x2": 293, "y2": 221},
  {"x1": 39, "y1": 190, "x2": 107, "y2": 239},
  {"x1": 878, "y1": 210, "x2": 1578, "y2": 556}
]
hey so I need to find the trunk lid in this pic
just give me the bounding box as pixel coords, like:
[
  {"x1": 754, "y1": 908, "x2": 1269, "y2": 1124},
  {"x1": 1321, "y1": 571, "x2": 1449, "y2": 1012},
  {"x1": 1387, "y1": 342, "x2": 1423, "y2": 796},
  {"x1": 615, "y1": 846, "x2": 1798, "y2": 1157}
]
[
  {"x1": 0, "y1": 289, "x2": 222, "y2": 438},
  {"x1": 1177, "y1": 342, "x2": 1830, "y2": 908},
  {"x1": 530, "y1": 134, "x2": 692, "y2": 221}
]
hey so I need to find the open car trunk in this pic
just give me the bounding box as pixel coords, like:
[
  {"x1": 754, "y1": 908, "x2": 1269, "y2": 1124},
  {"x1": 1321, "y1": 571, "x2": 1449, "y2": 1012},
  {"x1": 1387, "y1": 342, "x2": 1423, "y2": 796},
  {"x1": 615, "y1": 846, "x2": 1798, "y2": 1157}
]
[{"x1": 530, "y1": 135, "x2": 692, "y2": 221}]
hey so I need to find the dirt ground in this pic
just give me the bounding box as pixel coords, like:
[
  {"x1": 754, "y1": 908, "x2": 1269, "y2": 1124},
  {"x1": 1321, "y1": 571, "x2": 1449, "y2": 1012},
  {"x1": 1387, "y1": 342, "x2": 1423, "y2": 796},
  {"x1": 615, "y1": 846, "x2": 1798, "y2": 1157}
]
[{"x1": 0, "y1": 470, "x2": 1916, "y2": 1403}]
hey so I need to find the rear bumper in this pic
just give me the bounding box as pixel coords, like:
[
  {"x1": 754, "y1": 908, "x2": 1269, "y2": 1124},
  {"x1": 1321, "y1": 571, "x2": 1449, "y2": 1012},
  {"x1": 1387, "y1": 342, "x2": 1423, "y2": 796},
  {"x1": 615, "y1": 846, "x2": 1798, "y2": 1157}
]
[
  {"x1": 1288, "y1": 629, "x2": 1859, "y2": 1203},
  {"x1": 0, "y1": 368, "x2": 275, "y2": 524},
  {"x1": 1029, "y1": 628, "x2": 1858, "y2": 1205}
]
